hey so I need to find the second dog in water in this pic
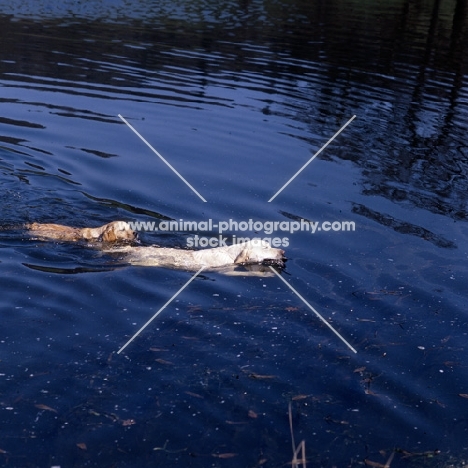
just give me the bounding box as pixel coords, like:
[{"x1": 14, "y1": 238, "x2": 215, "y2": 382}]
[
  {"x1": 27, "y1": 221, "x2": 286, "y2": 271},
  {"x1": 27, "y1": 221, "x2": 137, "y2": 243}
]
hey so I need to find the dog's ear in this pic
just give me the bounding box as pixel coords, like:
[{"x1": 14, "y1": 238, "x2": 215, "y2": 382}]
[
  {"x1": 101, "y1": 229, "x2": 116, "y2": 242},
  {"x1": 98, "y1": 223, "x2": 117, "y2": 242},
  {"x1": 234, "y1": 248, "x2": 250, "y2": 264}
]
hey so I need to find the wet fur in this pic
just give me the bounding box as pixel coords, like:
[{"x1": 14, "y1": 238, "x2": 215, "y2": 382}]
[
  {"x1": 106, "y1": 241, "x2": 285, "y2": 270},
  {"x1": 27, "y1": 221, "x2": 136, "y2": 243}
]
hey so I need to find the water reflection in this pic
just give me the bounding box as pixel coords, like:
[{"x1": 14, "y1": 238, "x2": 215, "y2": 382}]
[
  {"x1": 2, "y1": 1, "x2": 467, "y2": 224},
  {"x1": 1, "y1": 1, "x2": 468, "y2": 467}
]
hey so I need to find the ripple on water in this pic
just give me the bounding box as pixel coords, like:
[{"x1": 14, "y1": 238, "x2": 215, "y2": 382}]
[{"x1": 1, "y1": 0, "x2": 468, "y2": 466}]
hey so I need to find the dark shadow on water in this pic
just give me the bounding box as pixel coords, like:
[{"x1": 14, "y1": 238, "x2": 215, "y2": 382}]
[
  {"x1": 352, "y1": 203, "x2": 458, "y2": 249},
  {"x1": 22, "y1": 262, "x2": 121, "y2": 274}
]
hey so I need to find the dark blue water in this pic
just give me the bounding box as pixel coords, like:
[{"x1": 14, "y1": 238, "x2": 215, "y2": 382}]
[{"x1": 1, "y1": 1, "x2": 468, "y2": 467}]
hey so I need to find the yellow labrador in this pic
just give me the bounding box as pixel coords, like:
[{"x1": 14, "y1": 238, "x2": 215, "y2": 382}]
[
  {"x1": 106, "y1": 240, "x2": 285, "y2": 270},
  {"x1": 27, "y1": 221, "x2": 136, "y2": 243}
]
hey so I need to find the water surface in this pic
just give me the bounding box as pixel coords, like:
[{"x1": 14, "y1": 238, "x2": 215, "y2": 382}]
[{"x1": 1, "y1": 0, "x2": 468, "y2": 467}]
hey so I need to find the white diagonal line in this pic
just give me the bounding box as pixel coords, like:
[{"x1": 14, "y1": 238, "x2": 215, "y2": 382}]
[
  {"x1": 269, "y1": 267, "x2": 357, "y2": 353},
  {"x1": 118, "y1": 114, "x2": 207, "y2": 202},
  {"x1": 117, "y1": 267, "x2": 205, "y2": 354},
  {"x1": 268, "y1": 115, "x2": 356, "y2": 202}
]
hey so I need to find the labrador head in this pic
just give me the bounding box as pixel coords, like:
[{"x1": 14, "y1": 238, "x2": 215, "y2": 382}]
[
  {"x1": 99, "y1": 221, "x2": 137, "y2": 242},
  {"x1": 233, "y1": 239, "x2": 285, "y2": 266}
]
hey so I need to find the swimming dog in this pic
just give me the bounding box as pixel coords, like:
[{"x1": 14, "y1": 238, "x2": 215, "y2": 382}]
[
  {"x1": 106, "y1": 240, "x2": 285, "y2": 270},
  {"x1": 27, "y1": 220, "x2": 136, "y2": 243}
]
